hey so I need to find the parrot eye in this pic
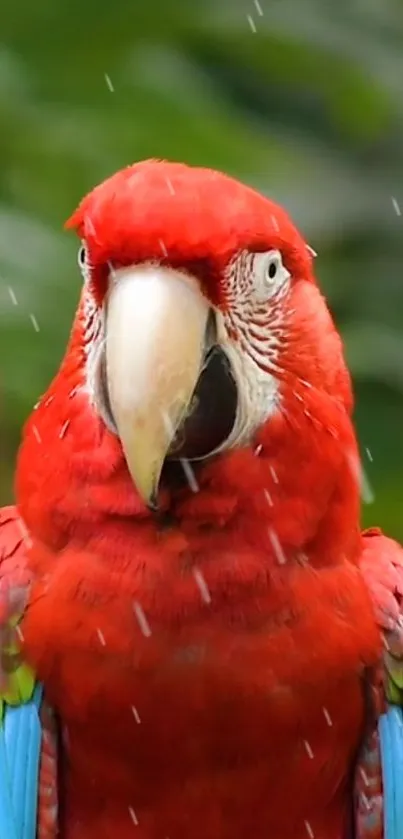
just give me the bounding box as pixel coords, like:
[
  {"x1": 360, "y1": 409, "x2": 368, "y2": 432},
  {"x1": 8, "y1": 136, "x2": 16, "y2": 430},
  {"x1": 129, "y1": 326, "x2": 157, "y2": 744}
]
[
  {"x1": 253, "y1": 249, "x2": 291, "y2": 300},
  {"x1": 77, "y1": 243, "x2": 88, "y2": 278},
  {"x1": 267, "y1": 259, "x2": 278, "y2": 280}
]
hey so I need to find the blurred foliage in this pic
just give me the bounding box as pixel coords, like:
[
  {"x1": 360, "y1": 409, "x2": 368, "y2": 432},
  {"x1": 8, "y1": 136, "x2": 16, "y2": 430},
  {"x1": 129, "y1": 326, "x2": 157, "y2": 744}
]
[{"x1": 0, "y1": 0, "x2": 402, "y2": 536}]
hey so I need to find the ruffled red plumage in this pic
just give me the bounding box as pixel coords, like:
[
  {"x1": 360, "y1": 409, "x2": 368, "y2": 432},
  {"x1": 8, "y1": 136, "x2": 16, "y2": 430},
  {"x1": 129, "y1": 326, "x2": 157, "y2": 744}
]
[{"x1": 2, "y1": 161, "x2": 395, "y2": 838}]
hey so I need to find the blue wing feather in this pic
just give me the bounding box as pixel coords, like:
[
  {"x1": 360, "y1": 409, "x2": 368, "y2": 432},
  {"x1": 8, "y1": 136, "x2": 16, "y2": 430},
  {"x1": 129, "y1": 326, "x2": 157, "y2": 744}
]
[
  {"x1": 379, "y1": 705, "x2": 403, "y2": 839},
  {"x1": 0, "y1": 684, "x2": 43, "y2": 839}
]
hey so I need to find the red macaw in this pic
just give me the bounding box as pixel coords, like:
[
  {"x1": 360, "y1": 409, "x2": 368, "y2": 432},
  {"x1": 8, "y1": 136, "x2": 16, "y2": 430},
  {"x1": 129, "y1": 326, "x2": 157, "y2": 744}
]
[{"x1": 0, "y1": 160, "x2": 402, "y2": 839}]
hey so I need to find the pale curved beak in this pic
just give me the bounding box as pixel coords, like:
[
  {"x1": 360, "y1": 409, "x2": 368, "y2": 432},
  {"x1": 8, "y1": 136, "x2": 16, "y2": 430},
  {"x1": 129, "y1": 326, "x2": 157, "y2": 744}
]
[{"x1": 105, "y1": 265, "x2": 210, "y2": 508}]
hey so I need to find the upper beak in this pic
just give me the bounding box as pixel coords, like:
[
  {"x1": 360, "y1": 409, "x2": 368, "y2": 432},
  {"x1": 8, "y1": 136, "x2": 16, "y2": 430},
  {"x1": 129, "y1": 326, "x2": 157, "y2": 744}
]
[{"x1": 105, "y1": 264, "x2": 211, "y2": 508}]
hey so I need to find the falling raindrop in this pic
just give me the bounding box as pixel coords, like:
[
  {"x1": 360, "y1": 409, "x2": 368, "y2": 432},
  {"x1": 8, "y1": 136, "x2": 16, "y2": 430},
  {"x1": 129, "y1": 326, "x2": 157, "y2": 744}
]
[
  {"x1": 268, "y1": 528, "x2": 286, "y2": 563},
  {"x1": 359, "y1": 767, "x2": 369, "y2": 787},
  {"x1": 180, "y1": 459, "x2": 199, "y2": 493},
  {"x1": 133, "y1": 602, "x2": 152, "y2": 637},
  {"x1": 131, "y1": 706, "x2": 141, "y2": 724},
  {"x1": 304, "y1": 740, "x2": 314, "y2": 759},
  {"x1": 104, "y1": 73, "x2": 114, "y2": 92},
  {"x1": 269, "y1": 465, "x2": 279, "y2": 484},
  {"x1": 8, "y1": 287, "x2": 18, "y2": 305},
  {"x1": 193, "y1": 568, "x2": 212, "y2": 604},
  {"x1": 59, "y1": 420, "x2": 70, "y2": 439},
  {"x1": 97, "y1": 628, "x2": 106, "y2": 646},
  {"x1": 346, "y1": 451, "x2": 374, "y2": 505},
  {"x1": 128, "y1": 807, "x2": 139, "y2": 826},
  {"x1": 158, "y1": 239, "x2": 168, "y2": 257},
  {"x1": 360, "y1": 467, "x2": 375, "y2": 505},
  {"x1": 246, "y1": 14, "x2": 257, "y2": 32}
]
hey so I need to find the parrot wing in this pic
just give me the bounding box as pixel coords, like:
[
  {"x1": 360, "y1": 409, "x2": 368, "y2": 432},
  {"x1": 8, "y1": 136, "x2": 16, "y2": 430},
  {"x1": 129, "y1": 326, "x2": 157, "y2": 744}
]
[
  {"x1": 360, "y1": 527, "x2": 403, "y2": 704},
  {"x1": 0, "y1": 505, "x2": 58, "y2": 839},
  {"x1": 354, "y1": 528, "x2": 403, "y2": 839},
  {"x1": 0, "y1": 505, "x2": 31, "y2": 590},
  {"x1": 0, "y1": 505, "x2": 34, "y2": 705}
]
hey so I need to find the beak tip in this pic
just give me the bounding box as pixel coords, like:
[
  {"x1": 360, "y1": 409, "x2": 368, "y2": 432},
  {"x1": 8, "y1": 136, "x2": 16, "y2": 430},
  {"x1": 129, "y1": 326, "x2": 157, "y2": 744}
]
[{"x1": 147, "y1": 492, "x2": 159, "y2": 512}]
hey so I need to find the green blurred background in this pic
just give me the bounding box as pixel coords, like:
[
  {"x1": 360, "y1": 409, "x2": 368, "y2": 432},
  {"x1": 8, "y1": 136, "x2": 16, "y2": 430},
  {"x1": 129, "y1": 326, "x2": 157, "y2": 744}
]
[{"x1": 1, "y1": 0, "x2": 402, "y2": 537}]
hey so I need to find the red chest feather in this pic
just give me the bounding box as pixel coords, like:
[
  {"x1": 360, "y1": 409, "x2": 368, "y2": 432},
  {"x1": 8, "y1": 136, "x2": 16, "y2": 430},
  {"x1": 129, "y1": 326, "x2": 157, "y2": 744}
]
[{"x1": 21, "y1": 526, "x2": 380, "y2": 839}]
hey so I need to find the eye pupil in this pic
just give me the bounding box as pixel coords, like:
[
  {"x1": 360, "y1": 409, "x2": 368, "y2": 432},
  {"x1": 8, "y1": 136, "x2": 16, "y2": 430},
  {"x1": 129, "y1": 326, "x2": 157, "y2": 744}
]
[
  {"x1": 78, "y1": 245, "x2": 87, "y2": 268},
  {"x1": 267, "y1": 260, "x2": 277, "y2": 280}
]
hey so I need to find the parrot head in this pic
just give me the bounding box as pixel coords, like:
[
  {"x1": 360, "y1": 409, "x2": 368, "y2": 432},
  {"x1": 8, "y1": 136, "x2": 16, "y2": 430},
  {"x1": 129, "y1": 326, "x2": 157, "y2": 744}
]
[{"x1": 17, "y1": 160, "x2": 358, "y2": 559}]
